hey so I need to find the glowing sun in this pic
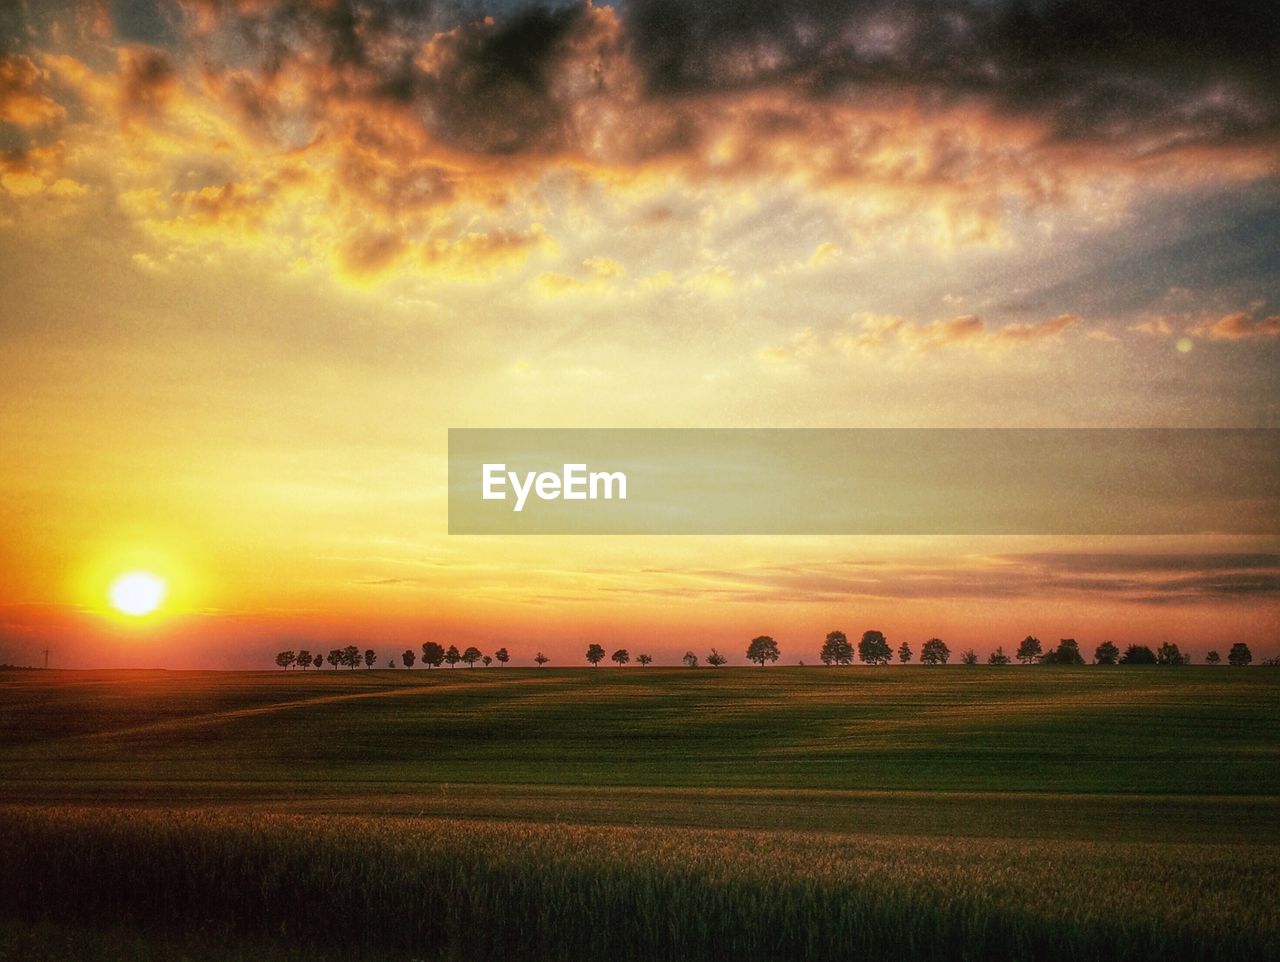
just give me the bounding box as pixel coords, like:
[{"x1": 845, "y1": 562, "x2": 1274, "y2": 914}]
[{"x1": 109, "y1": 571, "x2": 167, "y2": 616}]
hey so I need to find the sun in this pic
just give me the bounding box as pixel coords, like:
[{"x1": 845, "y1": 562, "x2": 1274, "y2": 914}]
[{"x1": 109, "y1": 571, "x2": 167, "y2": 617}]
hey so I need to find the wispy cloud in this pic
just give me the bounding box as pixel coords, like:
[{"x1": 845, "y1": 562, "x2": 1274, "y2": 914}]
[
  {"x1": 597, "y1": 553, "x2": 1280, "y2": 606},
  {"x1": 763, "y1": 312, "x2": 1077, "y2": 362}
]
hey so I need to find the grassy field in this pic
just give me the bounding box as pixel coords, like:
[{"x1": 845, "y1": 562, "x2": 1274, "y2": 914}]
[{"x1": 1, "y1": 666, "x2": 1277, "y2": 959}]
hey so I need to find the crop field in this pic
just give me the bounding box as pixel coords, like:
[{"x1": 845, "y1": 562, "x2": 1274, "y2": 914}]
[{"x1": 1, "y1": 667, "x2": 1278, "y2": 960}]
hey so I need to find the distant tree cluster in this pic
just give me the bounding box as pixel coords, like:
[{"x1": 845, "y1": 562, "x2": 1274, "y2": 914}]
[
  {"x1": 276, "y1": 642, "x2": 519, "y2": 671},
  {"x1": 274, "y1": 646, "x2": 369, "y2": 670}
]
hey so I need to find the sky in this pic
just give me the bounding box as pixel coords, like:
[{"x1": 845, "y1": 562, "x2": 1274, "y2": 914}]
[{"x1": 1, "y1": 0, "x2": 1278, "y2": 668}]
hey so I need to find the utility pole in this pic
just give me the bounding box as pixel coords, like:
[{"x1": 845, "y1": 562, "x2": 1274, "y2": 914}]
[{"x1": 43, "y1": 647, "x2": 50, "y2": 669}]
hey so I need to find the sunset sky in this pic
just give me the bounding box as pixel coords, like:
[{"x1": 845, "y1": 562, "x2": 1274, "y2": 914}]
[{"x1": 1, "y1": 0, "x2": 1277, "y2": 667}]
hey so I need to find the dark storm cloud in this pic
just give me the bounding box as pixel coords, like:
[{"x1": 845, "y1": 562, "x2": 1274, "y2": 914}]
[
  {"x1": 623, "y1": 0, "x2": 1280, "y2": 148},
  {"x1": 183, "y1": 0, "x2": 613, "y2": 155},
  {"x1": 417, "y1": 4, "x2": 601, "y2": 154},
  {"x1": 165, "y1": 0, "x2": 1280, "y2": 171}
]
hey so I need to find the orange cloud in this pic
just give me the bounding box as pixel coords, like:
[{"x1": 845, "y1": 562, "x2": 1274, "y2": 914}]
[
  {"x1": 1192, "y1": 311, "x2": 1280, "y2": 341},
  {"x1": 763, "y1": 312, "x2": 1078, "y2": 364},
  {"x1": 826, "y1": 313, "x2": 1076, "y2": 356},
  {"x1": 991, "y1": 314, "x2": 1077, "y2": 344},
  {"x1": 1130, "y1": 317, "x2": 1175, "y2": 336},
  {"x1": 0, "y1": 56, "x2": 66, "y2": 127}
]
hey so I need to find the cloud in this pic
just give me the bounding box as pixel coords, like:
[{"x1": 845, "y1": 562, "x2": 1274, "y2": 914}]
[
  {"x1": 338, "y1": 227, "x2": 408, "y2": 279},
  {"x1": 624, "y1": 0, "x2": 1280, "y2": 153},
  {"x1": 419, "y1": 224, "x2": 551, "y2": 279},
  {"x1": 598, "y1": 552, "x2": 1280, "y2": 606},
  {"x1": 1130, "y1": 317, "x2": 1174, "y2": 337},
  {"x1": 991, "y1": 314, "x2": 1077, "y2": 344},
  {"x1": 807, "y1": 242, "x2": 839, "y2": 267},
  {"x1": 0, "y1": 55, "x2": 66, "y2": 127},
  {"x1": 3, "y1": 0, "x2": 1277, "y2": 286},
  {"x1": 684, "y1": 264, "x2": 736, "y2": 295},
  {"x1": 535, "y1": 254, "x2": 625, "y2": 295},
  {"x1": 1192, "y1": 310, "x2": 1280, "y2": 341},
  {"x1": 790, "y1": 311, "x2": 1077, "y2": 357},
  {"x1": 0, "y1": 141, "x2": 86, "y2": 200},
  {"x1": 117, "y1": 45, "x2": 179, "y2": 116}
]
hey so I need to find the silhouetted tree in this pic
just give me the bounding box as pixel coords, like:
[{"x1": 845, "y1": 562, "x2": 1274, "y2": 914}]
[
  {"x1": 445, "y1": 645, "x2": 461, "y2": 668},
  {"x1": 707, "y1": 648, "x2": 726, "y2": 668},
  {"x1": 611, "y1": 648, "x2": 630, "y2": 667},
  {"x1": 297, "y1": 650, "x2": 313, "y2": 670},
  {"x1": 1094, "y1": 641, "x2": 1120, "y2": 665},
  {"x1": 422, "y1": 642, "x2": 444, "y2": 669},
  {"x1": 586, "y1": 644, "x2": 606, "y2": 667},
  {"x1": 683, "y1": 651, "x2": 699, "y2": 668},
  {"x1": 462, "y1": 646, "x2": 482, "y2": 668},
  {"x1": 495, "y1": 648, "x2": 509, "y2": 667},
  {"x1": 988, "y1": 646, "x2": 1010, "y2": 665},
  {"x1": 820, "y1": 631, "x2": 853, "y2": 666},
  {"x1": 1042, "y1": 638, "x2": 1085, "y2": 665},
  {"x1": 534, "y1": 652, "x2": 549, "y2": 667},
  {"x1": 746, "y1": 636, "x2": 780, "y2": 666},
  {"x1": 897, "y1": 641, "x2": 913, "y2": 664},
  {"x1": 1156, "y1": 642, "x2": 1187, "y2": 666},
  {"x1": 637, "y1": 654, "x2": 652, "y2": 666},
  {"x1": 276, "y1": 651, "x2": 296, "y2": 670},
  {"x1": 960, "y1": 649, "x2": 978, "y2": 665},
  {"x1": 1228, "y1": 643, "x2": 1252, "y2": 667},
  {"x1": 1016, "y1": 636, "x2": 1042, "y2": 664},
  {"x1": 1205, "y1": 650, "x2": 1221, "y2": 665},
  {"x1": 920, "y1": 638, "x2": 950, "y2": 665},
  {"x1": 483, "y1": 655, "x2": 492, "y2": 667},
  {"x1": 858, "y1": 630, "x2": 892, "y2": 665},
  {"x1": 342, "y1": 645, "x2": 360, "y2": 669},
  {"x1": 1120, "y1": 644, "x2": 1157, "y2": 665},
  {"x1": 402, "y1": 649, "x2": 416, "y2": 669},
  {"x1": 364, "y1": 649, "x2": 376, "y2": 669},
  {"x1": 327, "y1": 649, "x2": 341, "y2": 670},
  {"x1": 387, "y1": 659, "x2": 395, "y2": 668}
]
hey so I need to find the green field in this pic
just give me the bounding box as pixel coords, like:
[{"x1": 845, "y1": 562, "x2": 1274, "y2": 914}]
[{"x1": 2, "y1": 667, "x2": 1278, "y2": 960}]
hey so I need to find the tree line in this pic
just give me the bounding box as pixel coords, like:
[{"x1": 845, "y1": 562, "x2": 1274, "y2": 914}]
[{"x1": 276, "y1": 636, "x2": 1257, "y2": 670}]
